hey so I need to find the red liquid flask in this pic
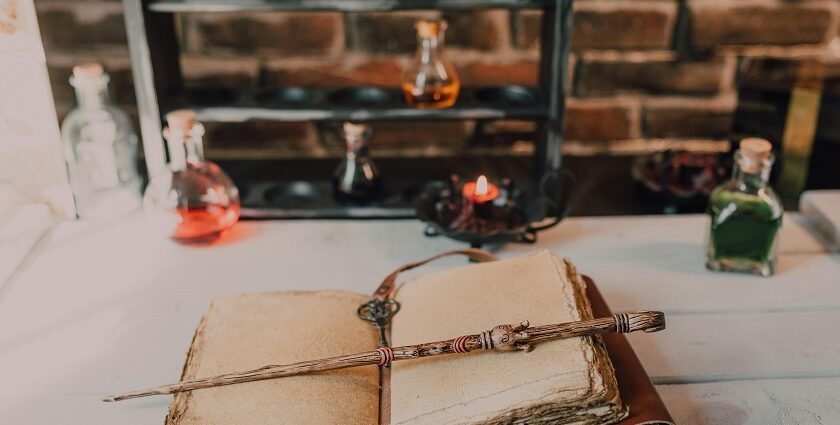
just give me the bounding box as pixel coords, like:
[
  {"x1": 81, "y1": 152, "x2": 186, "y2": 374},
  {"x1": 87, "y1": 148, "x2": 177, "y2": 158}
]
[{"x1": 143, "y1": 110, "x2": 240, "y2": 243}]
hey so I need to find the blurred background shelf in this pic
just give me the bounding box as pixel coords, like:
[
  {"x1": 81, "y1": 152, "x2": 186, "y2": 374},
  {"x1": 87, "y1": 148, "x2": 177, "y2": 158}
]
[{"x1": 169, "y1": 86, "x2": 547, "y2": 123}]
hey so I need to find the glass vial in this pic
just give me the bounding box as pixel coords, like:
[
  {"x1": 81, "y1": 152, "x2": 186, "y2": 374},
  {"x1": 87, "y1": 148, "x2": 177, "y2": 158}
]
[
  {"x1": 142, "y1": 110, "x2": 240, "y2": 243},
  {"x1": 401, "y1": 20, "x2": 460, "y2": 109},
  {"x1": 333, "y1": 122, "x2": 381, "y2": 205},
  {"x1": 60, "y1": 63, "x2": 141, "y2": 219},
  {"x1": 707, "y1": 138, "x2": 783, "y2": 276}
]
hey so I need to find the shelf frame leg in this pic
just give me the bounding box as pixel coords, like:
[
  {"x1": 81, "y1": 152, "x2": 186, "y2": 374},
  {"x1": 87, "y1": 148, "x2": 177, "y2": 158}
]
[
  {"x1": 123, "y1": 0, "x2": 182, "y2": 178},
  {"x1": 534, "y1": 0, "x2": 573, "y2": 183}
]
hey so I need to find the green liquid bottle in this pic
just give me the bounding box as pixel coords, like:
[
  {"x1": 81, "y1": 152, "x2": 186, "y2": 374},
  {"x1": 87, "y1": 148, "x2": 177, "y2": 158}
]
[{"x1": 707, "y1": 138, "x2": 783, "y2": 277}]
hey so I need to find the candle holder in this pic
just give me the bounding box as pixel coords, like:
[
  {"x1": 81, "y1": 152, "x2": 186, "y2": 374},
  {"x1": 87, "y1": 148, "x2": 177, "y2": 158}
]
[{"x1": 415, "y1": 171, "x2": 576, "y2": 248}]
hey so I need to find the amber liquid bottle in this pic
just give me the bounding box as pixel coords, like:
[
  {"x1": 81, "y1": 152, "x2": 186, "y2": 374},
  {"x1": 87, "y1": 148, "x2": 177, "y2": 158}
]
[
  {"x1": 143, "y1": 110, "x2": 240, "y2": 243},
  {"x1": 402, "y1": 20, "x2": 460, "y2": 108}
]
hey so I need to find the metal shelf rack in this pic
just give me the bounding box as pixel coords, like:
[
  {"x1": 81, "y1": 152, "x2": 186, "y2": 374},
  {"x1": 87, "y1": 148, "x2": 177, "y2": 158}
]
[{"x1": 123, "y1": 0, "x2": 573, "y2": 217}]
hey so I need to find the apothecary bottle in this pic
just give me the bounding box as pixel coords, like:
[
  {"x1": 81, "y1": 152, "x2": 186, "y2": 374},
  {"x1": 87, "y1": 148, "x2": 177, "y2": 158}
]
[
  {"x1": 142, "y1": 110, "x2": 240, "y2": 243},
  {"x1": 333, "y1": 122, "x2": 381, "y2": 205},
  {"x1": 401, "y1": 20, "x2": 460, "y2": 108},
  {"x1": 706, "y1": 138, "x2": 783, "y2": 276},
  {"x1": 60, "y1": 63, "x2": 141, "y2": 219}
]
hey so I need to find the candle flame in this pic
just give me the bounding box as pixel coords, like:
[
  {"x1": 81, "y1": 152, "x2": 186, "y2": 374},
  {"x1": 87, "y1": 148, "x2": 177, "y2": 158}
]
[{"x1": 476, "y1": 175, "x2": 488, "y2": 196}]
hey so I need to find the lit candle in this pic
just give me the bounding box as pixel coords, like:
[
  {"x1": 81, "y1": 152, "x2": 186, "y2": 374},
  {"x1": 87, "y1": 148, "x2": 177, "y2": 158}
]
[{"x1": 462, "y1": 175, "x2": 500, "y2": 204}]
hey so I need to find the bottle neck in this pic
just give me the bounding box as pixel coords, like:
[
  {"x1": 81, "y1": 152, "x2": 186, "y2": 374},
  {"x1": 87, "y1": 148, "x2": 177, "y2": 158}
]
[
  {"x1": 417, "y1": 35, "x2": 442, "y2": 63},
  {"x1": 345, "y1": 135, "x2": 370, "y2": 160},
  {"x1": 165, "y1": 125, "x2": 206, "y2": 171},
  {"x1": 732, "y1": 150, "x2": 772, "y2": 189},
  {"x1": 71, "y1": 74, "x2": 112, "y2": 110},
  {"x1": 74, "y1": 84, "x2": 111, "y2": 110}
]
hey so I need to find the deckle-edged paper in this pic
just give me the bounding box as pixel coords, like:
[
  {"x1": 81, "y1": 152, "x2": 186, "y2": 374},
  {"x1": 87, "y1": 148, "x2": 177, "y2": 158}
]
[
  {"x1": 166, "y1": 291, "x2": 381, "y2": 425},
  {"x1": 390, "y1": 250, "x2": 625, "y2": 424}
]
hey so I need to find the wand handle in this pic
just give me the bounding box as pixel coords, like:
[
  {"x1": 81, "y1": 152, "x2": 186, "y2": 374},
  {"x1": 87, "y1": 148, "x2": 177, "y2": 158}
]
[{"x1": 104, "y1": 311, "x2": 664, "y2": 402}]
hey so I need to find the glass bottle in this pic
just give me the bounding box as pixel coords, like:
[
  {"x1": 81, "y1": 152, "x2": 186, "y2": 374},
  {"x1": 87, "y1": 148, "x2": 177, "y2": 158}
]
[
  {"x1": 332, "y1": 122, "x2": 381, "y2": 205},
  {"x1": 401, "y1": 20, "x2": 460, "y2": 108},
  {"x1": 60, "y1": 63, "x2": 141, "y2": 219},
  {"x1": 707, "y1": 138, "x2": 783, "y2": 276},
  {"x1": 142, "y1": 110, "x2": 240, "y2": 243}
]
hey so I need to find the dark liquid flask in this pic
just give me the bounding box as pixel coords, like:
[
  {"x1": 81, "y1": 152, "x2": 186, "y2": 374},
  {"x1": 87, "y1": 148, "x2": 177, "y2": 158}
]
[{"x1": 333, "y1": 122, "x2": 382, "y2": 205}]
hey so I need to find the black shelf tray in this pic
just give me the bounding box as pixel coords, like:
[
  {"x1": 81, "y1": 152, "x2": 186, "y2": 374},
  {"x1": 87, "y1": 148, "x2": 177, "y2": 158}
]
[
  {"x1": 167, "y1": 85, "x2": 546, "y2": 122},
  {"x1": 238, "y1": 179, "x2": 432, "y2": 219},
  {"x1": 148, "y1": 0, "x2": 553, "y2": 13}
]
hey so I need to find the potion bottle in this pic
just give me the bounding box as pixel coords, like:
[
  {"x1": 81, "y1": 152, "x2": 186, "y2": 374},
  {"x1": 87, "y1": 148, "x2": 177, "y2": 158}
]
[
  {"x1": 333, "y1": 122, "x2": 382, "y2": 205},
  {"x1": 401, "y1": 20, "x2": 460, "y2": 108},
  {"x1": 707, "y1": 138, "x2": 783, "y2": 276},
  {"x1": 142, "y1": 110, "x2": 240, "y2": 243},
  {"x1": 60, "y1": 63, "x2": 142, "y2": 219}
]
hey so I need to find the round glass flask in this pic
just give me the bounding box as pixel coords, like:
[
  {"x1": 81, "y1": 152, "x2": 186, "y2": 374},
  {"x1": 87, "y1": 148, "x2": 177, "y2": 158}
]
[
  {"x1": 401, "y1": 20, "x2": 460, "y2": 108},
  {"x1": 143, "y1": 110, "x2": 240, "y2": 243}
]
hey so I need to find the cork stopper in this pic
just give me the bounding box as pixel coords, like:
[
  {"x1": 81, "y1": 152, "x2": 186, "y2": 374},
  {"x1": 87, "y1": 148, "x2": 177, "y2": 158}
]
[
  {"x1": 343, "y1": 122, "x2": 368, "y2": 138},
  {"x1": 72, "y1": 63, "x2": 105, "y2": 80},
  {"x1": 166, "y1": 110, "x2": 198, "y2": 133},
  {"x1": 415, "y1": 20, "x2": 446, "y2": 38},
  {"x1": 738, "y1": 137, "x2": 773, "y2": 173},
  {"x1": 70, "y1": 63, "x2": 109, "y2": 90}
]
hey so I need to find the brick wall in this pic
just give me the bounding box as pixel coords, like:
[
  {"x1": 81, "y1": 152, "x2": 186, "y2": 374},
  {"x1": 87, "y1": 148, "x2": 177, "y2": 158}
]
[{"x1": 37, "y1": 0, "x2": 840, "y2": 158}]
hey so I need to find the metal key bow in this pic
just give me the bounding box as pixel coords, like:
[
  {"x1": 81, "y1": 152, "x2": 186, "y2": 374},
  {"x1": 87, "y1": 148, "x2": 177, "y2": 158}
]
[{"x1": 357, "y1": 299, "x2": 401, "y2": 348}]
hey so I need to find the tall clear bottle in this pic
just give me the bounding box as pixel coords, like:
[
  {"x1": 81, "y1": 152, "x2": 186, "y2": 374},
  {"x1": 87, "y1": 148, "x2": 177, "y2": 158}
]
[
  {"x1": 60, "y1": 63, "x2": 141, "y2": 218},
  {"x1": 401, "y1": 20, "x2": 460, "y2": 108},
  {"x1": 707, "y1": 138, "x2": 783, "y2": 276},
  {"x1": 333, "y1": 122, "x2": 381, "y2": 205},
  {"x1": 143, "y1": 110, "x2": 240, "y2": 243}
]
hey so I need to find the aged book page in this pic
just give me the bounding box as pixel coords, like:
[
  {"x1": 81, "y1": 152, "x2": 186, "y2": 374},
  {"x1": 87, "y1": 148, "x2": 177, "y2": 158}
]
[
  {"x1": 166, "y1": 290, "x2": 380, "y2": 425},
  {"x1": 390, "y1": 251, "x2": 624, "y2": 425}
]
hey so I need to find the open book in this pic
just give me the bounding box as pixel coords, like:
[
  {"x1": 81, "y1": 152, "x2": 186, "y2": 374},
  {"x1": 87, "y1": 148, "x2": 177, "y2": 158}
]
[{"x1": 166, "y1": 251, "x2": 627, "y2": 424}]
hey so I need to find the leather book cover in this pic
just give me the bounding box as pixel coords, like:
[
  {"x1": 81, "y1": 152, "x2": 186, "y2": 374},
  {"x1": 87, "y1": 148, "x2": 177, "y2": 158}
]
[{"x1": 584, "y1": 276, "x2": 674, "y2": 425}]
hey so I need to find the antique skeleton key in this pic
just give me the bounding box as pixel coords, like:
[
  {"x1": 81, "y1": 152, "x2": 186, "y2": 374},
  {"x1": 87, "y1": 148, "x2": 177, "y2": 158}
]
[{"x1": 357, "y1": 299, "x2": 401, "y2": 349}]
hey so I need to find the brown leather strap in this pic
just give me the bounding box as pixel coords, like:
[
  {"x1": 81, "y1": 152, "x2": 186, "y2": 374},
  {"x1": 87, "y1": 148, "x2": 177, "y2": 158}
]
[
  {"x1": 376, "y1": 248, "x2": 496, "y2": 425},
  {"x1": 372, "y1": 248, "x2": 498, "y2": 301}
]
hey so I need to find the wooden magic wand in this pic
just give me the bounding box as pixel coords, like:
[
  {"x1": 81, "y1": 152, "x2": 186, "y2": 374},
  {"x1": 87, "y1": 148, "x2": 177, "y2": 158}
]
[{"x1": 104, "y1": 311, "x2": 665, "y2": 402}]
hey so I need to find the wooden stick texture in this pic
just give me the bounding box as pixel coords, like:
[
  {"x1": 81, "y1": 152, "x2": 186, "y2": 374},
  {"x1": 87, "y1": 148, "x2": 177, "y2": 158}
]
[{"x1": 104, "y1": 311, "x2": 664, "y2": 402}]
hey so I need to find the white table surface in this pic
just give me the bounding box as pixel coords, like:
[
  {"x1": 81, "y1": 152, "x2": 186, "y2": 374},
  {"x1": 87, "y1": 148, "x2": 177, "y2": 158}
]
[{"x1": 1, "y1": 213, "x2": 838, "y2": 424}]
